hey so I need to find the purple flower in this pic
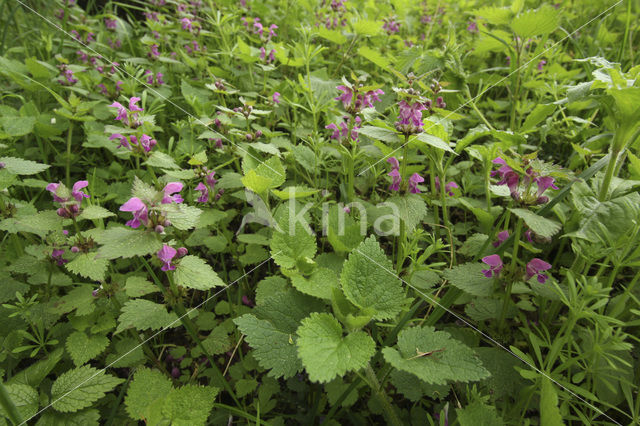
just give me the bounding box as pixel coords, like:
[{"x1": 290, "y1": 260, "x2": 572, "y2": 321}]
[
  {"x1": 51, "y1": 249, "x2": 68, "y2": 266},
  {"x1": 388, "y1": 169, "x2": 401, "y2": 191},
  {"x1": 139, "y1": 134, "x2": 157, "y2": 152},
  {"x1": 493, "y1": 230, "x2": 509, "y2": 247},
  {"x1": 408, "y1": 173, "x2": 424, "y2": 194},
  {"x1": 105, "y1": 18, "x2": 117, "y2": 30},
  {"x1": 537, "y1": 60, "x2": 546, "y2": 71},
  {"x1": 268, "y1": 24, "x2": 278, "y2": 40},
  {"x1": 325, "y1": 116, "x2": 361, "y2": 142},
  {"x1": 71, "y1": 181, "x2": 90, "y2": 202},
  {"x1": 383, "y1": 18, "x2": 400, "y2": 34},
  {"x1": 120, "y1": 197, "x2": 149, "y2": 228},
  {"x1": 45, "y1": 182, "x2": 64, "y2": 203},
  {"x1": 181, "y1": 17, "x2": 192, "y2": 31},
  {"x1": 158, "y1": 244, "x2": 178, "y2": 271},
  {"x1": 467, "y1": 20, "x2": 478, "y2": 33},
  {"x1": 435, "y1": 177, "x2": 459, "y2": 196},
  {"x1": 171, "y1": 367, "x2": 181, "y2": 378},
  {"x1": 242, "y1": 295, "x2": 255, "y2": 307},
  {"x1": 156, "y1": 72, "x2": 165, "y2": 85},
  {"x1": 481, "y1": 255, "x2": 503, "y2": 278},
  {"x1": 526, "y1": 258, "x2": 551, "y2": 283},
  {"x1": 535, "y1": 176, "x2": 558, "y2": 197},
  {"x1": 129, "y1": 97, "x2": 143, "y2": 112},
  {"x1": 195, "y1": 182, "x2": 209, "y2": 203},
  {"x1": 395, "y1": 100, "x2": 426, "y2": 134},
  {"x1": 149, "y1": 44, "x2": 160, "y2": 58},
  {"x1": 109, "y1": 101, "x2": 128, "y2": 122},
  {"x1": 524, "y1": 229, "x2": 534, "y2": 243},
  {"x1": 177, "y1": 247, "x2": 188, "y2": 257},
  {"x1": 387, "y1": 157, "x2": 400, "y2": 170},
  {"x1": 206, "y1": 171, "x2": 217, "y2": 188},
  {"x1": 162, "y1": 182, "x2": 184, "y2": 204},
  {"x1": 272, "y1": 92, "x2": 281, "y2": 104}
]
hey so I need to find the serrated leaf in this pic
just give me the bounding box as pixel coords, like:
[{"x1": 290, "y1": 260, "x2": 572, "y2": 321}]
[
  {"x1": 162, "y1": 385, "x2": 219, "y2": 426},
  {"x1": 540, "y1": 378, "x2": 565, "y2": 426},
  {"x1": 390, "y1": 370, "x2": 449, "y2": 402},
  {"x1": 144, "y1": 151, "x2": 180, "y2": 169},
  {"x1": 382, "y1": 326, "x2": 490, "y2": 385},
  {"x1": 510, "y1": 6, "x2": 559, "y2": 38},
  {"x1": 520, "y1": 104, "x2": 556, "y2": 133},
  {"x1": 235, "y1": 314, "x2": 302, "y2": 379},
  {"x1": 271, "y1": 186, "x2": 319, "y2": 200},
  {"x1": 317, "y1": 27, "x2": 347, "y2": 44},
  {"x1": 442, "y1": 263, "x2": 494, "y2": 297},
  {"x1": 77, "y1": 205, "x2": 115, "y2": 221},
  {"x1": 0, "y1": 210, "x2": 63, "y2": 237},
  {"x1": 353, "y1": 20, "x2": 382, "y2": 36},
  {"x1": 326, "y1": 204, "x2": 364, "y2": 253},
  {"x1": 509, "y1": 208, "x2": 561, "y2": 238},
  {"x1": 124, "y1": 276, "x2": 159, "y2": 297},
  {"x1": 8, "y1": 348, "x2": 64, "y2": 387},
  {"x1": 358, "y1": 126, "x2": 402, "y2": 143},
  {"x1": 125, "y1": 368, "x2": 172, "y2": 421},
  {"x1": 242, "y1": 156, "x2": 285, "y2": 194},
  {"x1": 0, "y1": 116, "x2": 36, "y2": 137},
  {"x1": 174, "y1": 255, "x2": 224, "y2": 290},
  {"x1": 65, "y1": 253, "x2": 108, "y2": 281},
  {"x1": 95, "y1": 227, "x2": 162, "y2": 260},
  {"x1": 341, "y1": 236, "x2": 406, "y2": 320},
  {"x1": 116, "y1": 299, "x2": 179, "y2": 333},
  {"x1": 358, "y1": 45, "x2": 389, "y2": 69},
  {"x1": 290, "y1": 267, "x2": 339, "y2": 300},
  {"x1": 0, "y1": 384, "x2": 38, "y2": 420},
  {"x1": 0, "y1": 156, "x2": 49, "y2": 175},
  {"x1": 165, "y1": 203, "x2": 202, "y2": 230},
  {"x1": 270, "y1": 202, "x2": 317, "y2": 269},
  {"x1": 51, "y1": 366, "x2": 124, "y2": 412},
  {"x1": 65, "y1": 331, "x2": 109, "y2": 367},
  {"x1": 457, "y1": 400, "x2": 505, "y2": 426},
  {"x1": 296, "y1": 313, "x2": 375, "y2": 383},
  {"x1": 33, "y1": 408, "x2": 100, "y2": 426},
  {"x1": 386, "y1": 194, "x2": 427, "y2": 232},
  {"x1": 413, "y1": 133, "x2": 456, "y2": 154}
]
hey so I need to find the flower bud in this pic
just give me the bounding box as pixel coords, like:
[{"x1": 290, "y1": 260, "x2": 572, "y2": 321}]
[
  {"x1": 92, "y1": 289, "x2": 99, "y2": 297},
  {"x1": 171, "y1": 367, "x2": 181, "y2": 378},
  {"x1": 71, "y1": 246, "x2": 80, "y2": 253},
  {"x1": 155, "y1": 225, "x2": 165, "y2": 233},
  {"x1": 245, "y1": 133, "x2": 253, "y2": 141},
  {"x1": 255, "y1": 130, "x2": 263, "y2": 138},
  {"x1": 56, "y1": 207, "x2": 70, "y2": 218},
  {"x1": 177, "y1": 247, "x2": 188, "y2": 257},
  {"x1": 163, "y1": 220, "x2": 172, "y2": 227}
]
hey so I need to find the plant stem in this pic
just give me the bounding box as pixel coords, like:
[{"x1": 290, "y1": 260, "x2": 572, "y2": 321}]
[
  {"x1": 66, "y1": 121, "x2": 74, "y2": 187},
  {"x1": 499, "y1": 218, "x2": 523, "y2": 331},
  {"x1": 598, "y1": 148, "x2": 619, "y2": 201},
  {"x1": 395, "y1": 140, "x2": 409, "y2": 271},
  {"x1": 363, "y1": 363, "x2": 402, "y2": 426}
]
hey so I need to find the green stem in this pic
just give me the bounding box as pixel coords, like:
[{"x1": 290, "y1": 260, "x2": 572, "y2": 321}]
[
  {"x1": 598, "y1": 148, "x2": 619, "y2": 201},
  {"x1": 396, "y1": 140, "x2": 409, "y2": 271},
  {"x1": 363, "y1": 363, "x2": 402, "y2": 426},
  {"x1": 499, "y1": 218, "x2": 523, "y2": 330},
  {"x1": 0, "y1": 381, "x2": 22, "y2": 425},
  {"x1": 66, "y1": 121, "x2": 74, "y2": 187},
  {"x1": 346, "y1": 118, "x2": 357, "y2": 202}
]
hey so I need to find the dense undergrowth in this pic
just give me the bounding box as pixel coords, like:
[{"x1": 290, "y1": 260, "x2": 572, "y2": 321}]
[{"x1": 0, "y1": 0, "x2": 639, "y2": 424}]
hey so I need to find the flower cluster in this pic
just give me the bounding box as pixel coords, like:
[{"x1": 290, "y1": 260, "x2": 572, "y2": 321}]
[
  {"x1": 335, "y1": 84, "x2": 384, "y2": 115},
  {"x1": 194, "y1": 168, "x2": 223, "y2": 203},
  {"x1": 157, "y1": 244, "x2": 188, "y2": 271},
  {"x1": 109, "y1": 97, "x2": 144, "y2": 128},
  {"x1": 326, "y1": 116, "x2": 361, "y2": 143},
  {"x1": 386, "y1": 157, "x2": 424, "y2": 194},
  {"x1": 46, "y1": 181, "x2": 89, "y2": 218},
  {"x1": 120, "y1": 182, "x2": 183, "y2": 231},
  {"x1": 145, "y1": 70, "x2": 165, "y2": 86},
  {"x1": 491, "y1": 157, "x2": 559, "y2": 204},
  {"x1": 260, "y1": 47, "x2": 276, "y2": 64},
  {"x1": 383, "y1": 17, "x2": 400, "y2": 34},
  {"x1": 394, "y1": 100, "x2": 425, "y2": 135},
  {"x1": 57, "y1": 65, "x2": 78, "y2": 86},
  {"x1": 314, "y1": 0, "x2": 347, "y2": 29},
  {"x1": 434, "y1": 176, "x2": 459, "y2": 196},
  {"x1": 481, "y1": 255, "x2": 552, "y2": 284}
]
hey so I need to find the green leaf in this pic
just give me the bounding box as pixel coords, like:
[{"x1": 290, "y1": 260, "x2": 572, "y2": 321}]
[
  {"x1": 165, "y1": 204, "x2": 202, "y2": 231},
  {"x1": 174, "y1": 255, "x2": 224, "y2": 290},
  {"x1": 95, "y1": 227, "x2": 162, "y2": 260},
  {"x1": 125, "y1": 368, "x2": 173, "y2": 421},
  {"x1": 382, "y1": 326, "x2": 490, "y2": 385},
  {"x1": 390, "y1": 370, "x2": 449, "y2": 402},
  {"x1": 144, "y1": 151, "x2": 180, "y2": 169},
  {"x1": 271, "y1": 186, "x2": 319, "y2": 200},
  {"x1": 509, "y1": 208, "x2": 561, "y2": 238},
  {"x1": 0, "y1": 156, "x2": 49, "y2": 175},
  {"x1": 8, "y1": 348, "x2": 64, "y2": 387},
  {"x1": 442, "y1": 263, "x2": 494, "y2": 297},
  {"x1": 65, "y1": 253, "x2": 108, "y2": 281},
  {"x1": 520, "y1": 104, "x2": 556, "y2": 133},
  {"x1": 358, "y1": 126, "x2": 402, "y2": 143},
  {"x1": 65, "y1": 331, "x2": 109, "y2": 367},
  {"x1": 326, "y1": 204, "x2": 364, "y2": 253},
  {"x1": 77, "y1": 205, "x2": 115, "y2": 221},
  {"x1": 35, "y1": 408, "x2": 100, "y2": 425},
  {"x1": 540, "y1": 378, "x2": 565, "y2": 426},
  {"x1": 125, "y1": 276, "x2": 159, "y2": 297},
  {"x1": 413, "y1": 133, "x2": 456, "y2": 154},
  {"x1": 296, "y1": 313, "x2": 375, "y2": 383},
  {"x1": 290, "y1": 267, "x2": 339, "y2": 300},
  {"x1": 116, "y1": 299, "x2": 179, "y2": 333},
  {"x1": 457, "y1": 400, "x2": 505, "y2": 426},
  {"x1": 353, "y1": 20, "x2": 382, "y2": 36},
  {"x1": 255, "y1": 276, "x2": 289, "y2": 305},
  {"x1": 270, "y1": 202, "x2": 317, "y2": 268},
  {"x1": 0, "y1": 384, "x2": 38, "y2": 420},
  {"x1": 235, "y1": 314, "x2": 302, "y2": 379},
  {"x1": 0, "y1": 116, "x2": 36, "y2": 137},
  {"x1": 162, "y1": 385, "x2": 219, "y2": 426},
  {"x1": 51, "y1": 366, "x2": 124, "y2": 412},
  {"x1": 386, "y1": 194, "x2": 427, "y2": 233},
  {"x1": 241, "y1": 156, "x2": 285, "y2": 194},
  {"x1": 357, "y1": 46, "x2": 390, "y2": 69},
  {"x1": 474, "y1": 6, "x2": 513, "y2": 25},
  {"x1": 317, "y1": 27, "x2": 347, "y2": 44},
  {"x1": 341, "y1": 236, "x2": 406, "y2": 320},
  {"x1": 0, "y1": 210, "x2": 63, "y2": 237},
  {"x1": 510, "y1": 6, "x2": 559, "y2": 38}
]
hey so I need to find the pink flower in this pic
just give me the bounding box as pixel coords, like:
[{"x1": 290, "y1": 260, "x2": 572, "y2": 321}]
[
  {"x1": 105, "y1": 18, "x2": 117, "y2": 30},
  {"x1": 157, "y1": 244, "x2": 178, "y2": 271},
  {"x1": 387, "y1": 157, "x2": 400, "y2": 170},
  {"x1": 537, "y1": 60, "x2": 546, "y2": 71},
  {"x1": 206, "y1": 171, "x2": 217, "y2": 188},
  {"x1": 408, "y1": 173, "x2": 424, "y2": 194},
  {"x1": 481, "y1": 255, "x2": 503, "y2": 278},
  {"x1": 268, "y1": 24, "x2": 278, "y2": 40},
  {"x1": 109, "y1": 133, "x2": 130, "y2": 149},
  {"x1": 444, "y1": 181, "x2": 458, "y2": 196},
  {"x1": 524, "y1": 229, "x2": 534, "y2": 243},
  {"x1": 129, "y1": 97, "x2": 143, "y2": 112},
  {"x1": 395, "y1": 100, "x2": 426, "y2": 134},
  {"x1": 139, "y1": 134, "x2": 157, "y2": 152},
  {"x1": 51, "y1": 249, "x2": 68, "y2": 266},
  {"x1": 120, "y1": 197, "x2": 149, "y2": 228},
  {"x1": 45, "y1": 182, "x2": 64, "y2": 203},
  {"x1": 71, "y1": 181, "x2": 90, "y2": 202},
  {"x1": 195, "y1": 182, "x2": 209, "y2": 203},
  {"x1": 109, "y1": 101, "x2": 128, "y2": 122},
  {"x1": 535, "y1": 176, "x2": 558, "y2": 198},
  {"x1": 526, "y1": 258, "x2": 551, "y2": 283},
  {"x1": 388, "y1": 169, "x2": 401, "y2": 191},
  {"x1": 493, "y1": 230, "x2": 509, "y2": 247},
  {"x1": 162, "y1": 182, "x2": 184, "y2": 204},
  {"x1": 467, "y1": 21, "x2": 478, "y2": 33},
  {"x1": 272, "y1": 92, "x2": 281, "y2": 104},
  {"x1": 335, "y1": 85, "x2": 353, "y2": 110},
  {"x1": 181, "y1": 17, "x2": 192, "y2": 31}
]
